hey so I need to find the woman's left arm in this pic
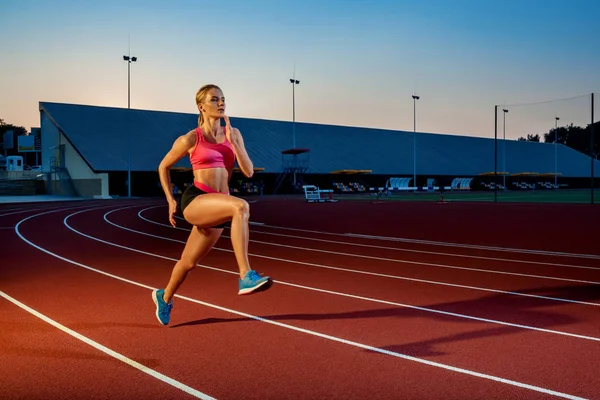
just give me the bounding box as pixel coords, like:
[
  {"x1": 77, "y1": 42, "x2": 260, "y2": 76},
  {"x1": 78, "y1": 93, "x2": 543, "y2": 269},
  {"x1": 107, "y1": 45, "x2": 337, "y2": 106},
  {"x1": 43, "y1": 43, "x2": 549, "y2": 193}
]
[
  {"x1": 224, "y1": 116, "x2": 254, "y2": 178},
  {"x1": 231, "y1": 128, "x2": 254, "y2": 178}
]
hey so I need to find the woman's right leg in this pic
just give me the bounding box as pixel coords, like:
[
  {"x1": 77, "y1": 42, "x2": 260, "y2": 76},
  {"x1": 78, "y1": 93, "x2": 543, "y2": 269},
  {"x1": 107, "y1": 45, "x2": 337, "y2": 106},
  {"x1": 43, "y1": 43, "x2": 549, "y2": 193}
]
[{"x1": 183, "y1": 193, "x2": 271, "y2": 294}]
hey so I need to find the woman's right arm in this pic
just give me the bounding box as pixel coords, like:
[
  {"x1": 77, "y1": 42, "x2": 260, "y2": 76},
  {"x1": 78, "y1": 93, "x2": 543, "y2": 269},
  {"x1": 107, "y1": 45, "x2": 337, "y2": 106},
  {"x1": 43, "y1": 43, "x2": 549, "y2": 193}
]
[{"x1": 158, "y1": 132, "x2": 195, "y2": 226}]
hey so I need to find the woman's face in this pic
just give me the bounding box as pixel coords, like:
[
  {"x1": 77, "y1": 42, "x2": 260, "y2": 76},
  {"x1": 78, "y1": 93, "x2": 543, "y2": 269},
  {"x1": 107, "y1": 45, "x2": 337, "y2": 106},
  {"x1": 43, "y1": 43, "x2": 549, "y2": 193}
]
[{"x1": 199, "y1": 88, "x2": 226, "y2": 118}]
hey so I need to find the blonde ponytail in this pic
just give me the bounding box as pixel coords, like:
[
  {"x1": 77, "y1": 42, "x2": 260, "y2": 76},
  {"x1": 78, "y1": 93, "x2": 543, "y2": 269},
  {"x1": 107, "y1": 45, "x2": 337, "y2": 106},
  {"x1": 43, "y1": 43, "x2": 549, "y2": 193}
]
[{"x1": 195, "y1": 84, "x2": 221, "y2": 127}]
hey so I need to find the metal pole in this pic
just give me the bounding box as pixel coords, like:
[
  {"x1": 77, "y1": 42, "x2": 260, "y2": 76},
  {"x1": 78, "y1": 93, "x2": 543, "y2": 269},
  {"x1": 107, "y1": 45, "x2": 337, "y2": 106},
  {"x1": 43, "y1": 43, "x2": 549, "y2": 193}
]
[
  {"x1": 127, "y1": 59, "x2": 131, "y2": 197},
  {"x1": 555, "y1": 117, "x2": 559, "y2": 189},
  {"x1": 290, "y1": 78, "x2": 299, "y2": 148},
  {"x1": 293, "y1": 83, "x2": 296, "y2": 148},
  {"x1": 414, "y1": 98, "x2": 416, "y2": 190},
  {"x1": 494, "y1": 106, "x2": 498, "y2": 203},
  {"x1": 502, "y1": 110, "x2": 506, "y2": 189},
  {"x1": 412, "y1": 95, "x2": 419, "y2": 191},
  {"x1": 128, "y1": 61, "x2": 131, "y2": 109},
  {"x1": 293, "y1": 81, "x2": 296, "y2": 188},
  {"x1": 289, "y1": 78, "x2": 299, "y2": 190},
  {"x1": 591, "y1": 93, "x2": 595, "y2": 204},
  {"x1": 123, "y1": 54, "x2": 137, "y2": 198}
]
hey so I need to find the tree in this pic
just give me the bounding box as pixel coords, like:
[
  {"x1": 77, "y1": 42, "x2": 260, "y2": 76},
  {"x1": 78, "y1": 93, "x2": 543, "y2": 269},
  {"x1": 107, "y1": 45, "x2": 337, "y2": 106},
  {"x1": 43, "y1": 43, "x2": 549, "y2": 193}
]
[
  {"x1": 541, "y1": 121, "x2": 600, "y2": 156},
  {"x1": 0, "y1": 118, "x2": 27, "y2": 137},
  {"x1": 0, "y1": 117, "x2": 28, "y2": 155},
  {"x1": 516, "y1": 120, "x2": 599, "y2": 157},
  {"x1": 517, "y1": 134, "x2": 540, "y2": 142}
]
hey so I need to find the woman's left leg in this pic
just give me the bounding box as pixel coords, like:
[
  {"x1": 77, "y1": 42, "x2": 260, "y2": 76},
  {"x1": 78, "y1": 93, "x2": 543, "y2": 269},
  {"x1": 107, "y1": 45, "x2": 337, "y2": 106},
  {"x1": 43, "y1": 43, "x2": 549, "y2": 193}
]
[{"x1": 153, "y1": 226, "x2": 223, "y2": 325}]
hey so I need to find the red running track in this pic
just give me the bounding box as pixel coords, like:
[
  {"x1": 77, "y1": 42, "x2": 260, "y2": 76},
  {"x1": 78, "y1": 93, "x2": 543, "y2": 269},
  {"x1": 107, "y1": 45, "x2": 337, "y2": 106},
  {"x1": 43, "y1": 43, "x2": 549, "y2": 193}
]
[{"x1": 1, "y1": 198, "x2": 599, "y2": 400}]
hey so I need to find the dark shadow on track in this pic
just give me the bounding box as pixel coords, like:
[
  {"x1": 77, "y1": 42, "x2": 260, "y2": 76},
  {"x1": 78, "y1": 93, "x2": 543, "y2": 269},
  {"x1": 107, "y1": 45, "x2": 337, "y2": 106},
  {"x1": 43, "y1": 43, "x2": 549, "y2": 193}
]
[{"x1": 169, "y1": 285, "x2": 600, "y2": 356}]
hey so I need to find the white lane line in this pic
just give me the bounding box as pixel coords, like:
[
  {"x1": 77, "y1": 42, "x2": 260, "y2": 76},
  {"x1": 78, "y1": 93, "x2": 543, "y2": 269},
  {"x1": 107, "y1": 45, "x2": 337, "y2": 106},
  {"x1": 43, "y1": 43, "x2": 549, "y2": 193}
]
[
  {"x1": 343, "y1": 233, "x2": 600, "y2": 260},
  {"x1": 230, "y1": 222, "x2": 600, "y2": 260},
  {"x1": 174, "y1": 213, "x2": 600, "y2": 271},
  {"x1": 0, "y1": 291, "x2": 217, "y2": 400},
  {"x1": 127, "y1": 208, "x2": 600, "y2": 307},
  {"x1": 171, "y1": 208, "x2": 600, "y2": 261},
  {"x1": 174, "y1": 214, "x2": 264, "y2": 225},
  {"x1": 69, "y1": 206, "x2": 600, "y2": 341},
  {"x1": 247, "y1": 230, "x2": 600, "y2": 271},
  {"x1": 0, "y1": 204, "x2": 94, "y2": 218},
  {"x1": 10, "y1": 204, "x2": 214, "y2": 399},
  {"x1": 139, "y1": 208, "x2": 600, "y2": 287},
  {"x1": 15, "y1": 207, "x2": 589, "y2": 400},
  {"x1": 0, "y1": 205, "x2": 31, "y2": 211},
  {"x1": 193, "y1": 218, "x2": 600, "y2": 260},
  {"x1": 0, "y1": 207, "x2": 48, "y2": 217},
  {"x1": 0, "y1": 200, "x2": 159, "y2": 218},
  {"x1": 179, "y1": 208, "x2": 600, "y2": 260}
]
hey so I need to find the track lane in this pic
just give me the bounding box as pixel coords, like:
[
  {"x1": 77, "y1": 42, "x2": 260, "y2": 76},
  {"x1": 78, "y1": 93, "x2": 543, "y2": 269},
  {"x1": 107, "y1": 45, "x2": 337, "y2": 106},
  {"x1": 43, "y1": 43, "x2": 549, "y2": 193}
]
[
  {"x1": 123, "y1": 207, "x2": 600, "y2": 333},
  {"x1": 243, "y1": 223, "x2": 600, "y2": 265},
  {"x1": 8, "y1": 207, "x2": 576, "y2": 399},
  {"x1": 61, "y1": 205, "x2": 600, "y2": 399},
  {"x1": 140, "y1": 207, "x2": 600, "y2": 287},
  {"x1": 0, "y1": 204, "x2": 211, "y2": 400},
  {"x1": 246, "y1": 197, "x2": 600, "y2": 255},
  {"x1": 246, "y1": 228, "x2": 600, "y2": 272},
  {"x1": 0, "y1": 291, "x2": 209, "y2": 400},
  {"x1": 164, "y1": 208, "x2": 600, "y2": 269}
]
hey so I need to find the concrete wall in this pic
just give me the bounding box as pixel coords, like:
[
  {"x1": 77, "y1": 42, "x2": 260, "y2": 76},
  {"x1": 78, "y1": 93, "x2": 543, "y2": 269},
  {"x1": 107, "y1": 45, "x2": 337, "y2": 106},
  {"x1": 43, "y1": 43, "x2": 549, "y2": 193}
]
[
  {"x1": 41, "y1": 111, "x2": 110, "y2": 198},
  {"x1": 61, "y1": 131, "x2": 109, "y2": 197}
]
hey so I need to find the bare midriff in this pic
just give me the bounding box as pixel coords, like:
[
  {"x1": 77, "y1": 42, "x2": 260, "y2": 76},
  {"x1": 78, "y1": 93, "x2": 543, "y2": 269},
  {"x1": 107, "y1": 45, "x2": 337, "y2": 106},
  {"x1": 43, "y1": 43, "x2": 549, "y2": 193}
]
[{"x1": 193, "y1": 167, "x2": 231, "y2": 194}]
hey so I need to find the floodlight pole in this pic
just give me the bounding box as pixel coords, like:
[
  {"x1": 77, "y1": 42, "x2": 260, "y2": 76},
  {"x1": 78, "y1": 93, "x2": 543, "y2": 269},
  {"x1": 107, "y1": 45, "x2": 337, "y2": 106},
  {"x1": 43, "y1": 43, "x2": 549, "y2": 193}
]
[
  {"x1": 123, "y1": 54, "x2": 137, "y2": 198},
  {"x1": 494, "y1": 105, "x2": 498, "y2": 203},
  {"x1": 554, "y1": 116, "x2": 560, "y2": 189},
  {"x1": 412, "y1": 95, "x2": 420, "y2": 191},
  {"x1": 290, "y1": 78, "x2": 300, "y2": 189},
  {"x1": 503, "y1": 109, "x2": 508, "y2": 189},
  {"x1": 591, "y1": 92, "x2": 595, "y2": 204},
  {"x1": 290, "y1": 78, "x2": 300, "y2": 148}
]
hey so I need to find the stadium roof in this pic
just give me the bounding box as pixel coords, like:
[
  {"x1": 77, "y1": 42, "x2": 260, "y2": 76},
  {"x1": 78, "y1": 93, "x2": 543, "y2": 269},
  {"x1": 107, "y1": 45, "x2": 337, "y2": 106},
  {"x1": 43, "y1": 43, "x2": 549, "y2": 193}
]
[{"x1": 39, "y1": 102, "x2": 600, "y2": 177}]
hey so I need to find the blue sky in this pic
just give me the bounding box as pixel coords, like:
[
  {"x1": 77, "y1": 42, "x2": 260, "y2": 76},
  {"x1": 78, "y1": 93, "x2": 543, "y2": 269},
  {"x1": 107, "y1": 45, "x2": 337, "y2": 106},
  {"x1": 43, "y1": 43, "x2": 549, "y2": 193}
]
[{"x1": 1, "y1": 0, "x2": 598, "y2": 140}]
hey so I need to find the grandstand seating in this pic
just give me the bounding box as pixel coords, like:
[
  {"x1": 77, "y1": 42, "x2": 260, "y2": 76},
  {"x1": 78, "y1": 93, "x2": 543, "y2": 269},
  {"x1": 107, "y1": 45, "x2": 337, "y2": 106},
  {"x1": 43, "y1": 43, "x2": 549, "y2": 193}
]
[
  {"x1": 333, "y1": 181, "x2": 367, "y2": 193},
  {"x1": 451, "y1": 177, "x2": 474, "y2": 190},
  {"x1": 386, "y1": 177, "x2": 413, "y2": 191},
  {"x1": 39, "y1": 102, "x2": 600, "y2": 178}
]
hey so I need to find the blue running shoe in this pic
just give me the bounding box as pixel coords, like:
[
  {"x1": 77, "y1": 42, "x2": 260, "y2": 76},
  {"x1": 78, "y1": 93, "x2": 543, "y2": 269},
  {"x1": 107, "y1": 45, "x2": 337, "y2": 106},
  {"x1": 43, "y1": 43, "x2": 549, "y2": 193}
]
[
  {"x1": 152, "y1": 289, "x2": 173, "y2": 325},
  {"x1": 238, "y1": 270, "x2": 272, "y2": 295}
]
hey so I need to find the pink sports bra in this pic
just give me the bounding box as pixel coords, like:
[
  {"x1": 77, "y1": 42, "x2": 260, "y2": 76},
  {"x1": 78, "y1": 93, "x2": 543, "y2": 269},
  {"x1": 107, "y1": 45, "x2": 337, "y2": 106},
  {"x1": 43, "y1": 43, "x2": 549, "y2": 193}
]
[{"x1": 189, "y1": 127, "x2": 236, "y2": 170}]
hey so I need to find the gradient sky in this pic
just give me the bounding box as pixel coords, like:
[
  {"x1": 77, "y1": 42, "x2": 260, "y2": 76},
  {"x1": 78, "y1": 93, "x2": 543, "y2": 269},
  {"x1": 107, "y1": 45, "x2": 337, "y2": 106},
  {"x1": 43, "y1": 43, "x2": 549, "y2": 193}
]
[{"x1": 1, "y1": 0, "x2": 599, "y2": 140}]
